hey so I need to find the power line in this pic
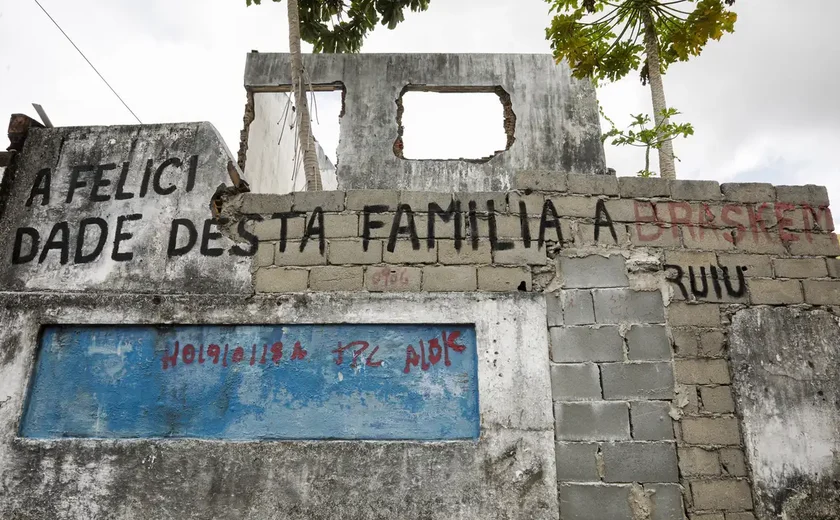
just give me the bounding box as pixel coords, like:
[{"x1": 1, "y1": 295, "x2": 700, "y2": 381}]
[{"x1": 31, "y1": 0, "x2": 143, "y2": 124}]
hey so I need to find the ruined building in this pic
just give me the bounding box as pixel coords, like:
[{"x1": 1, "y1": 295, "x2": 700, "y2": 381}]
[{"x1": 0, "y1": 54, "x2": 837, "y2": 520}]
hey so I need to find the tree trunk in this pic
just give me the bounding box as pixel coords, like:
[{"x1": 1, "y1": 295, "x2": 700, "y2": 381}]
[
  {"x1": 642, "y1": 9, "x2": 676, "y2": 180},
  {"x1": 287, "y1": 0, "x2": 322, "y2": 191}
]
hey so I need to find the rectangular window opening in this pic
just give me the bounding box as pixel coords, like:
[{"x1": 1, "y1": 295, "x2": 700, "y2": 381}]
[
  {"x1": 246, "y1": 85, "x2": 344, "y2": 193},
  {"x1": 396, "y1": 88, "x2": 515, "y2": 162}
]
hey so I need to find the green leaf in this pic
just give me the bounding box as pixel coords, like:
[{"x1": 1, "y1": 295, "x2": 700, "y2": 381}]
[
  {"x1": 599, "y1": 106, "x2": 695, "y2": 173},
  {"x1": 245, "y1": 0, "x2": 430, "y2": 53},
  {"x1": 546, "y1": 1, "x2": 737, "y2": 82}
]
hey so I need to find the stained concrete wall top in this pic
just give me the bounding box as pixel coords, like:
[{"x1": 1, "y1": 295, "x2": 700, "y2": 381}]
[{"x1": 243, "y1": 53, "x2": 606, "y2": 192}]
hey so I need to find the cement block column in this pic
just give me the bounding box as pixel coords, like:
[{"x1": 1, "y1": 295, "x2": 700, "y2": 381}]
[{"x1": 549, "y1": 254, "x2": 684, "y2": 520}]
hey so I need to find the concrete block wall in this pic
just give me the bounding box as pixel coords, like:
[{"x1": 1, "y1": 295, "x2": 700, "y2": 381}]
[
  {"x1": 10, "y1": 122, "x2": 837, "y2": 519},
  {"x1": 549, "y1": 256, "x2": 683, "y2": 520},
  {"x1": 670, "y1": 300, "x2": 754, "y2": 520},
  {"x1": 11, "y1": 124, "x2": 840, "y2": 520},
  {"x1": 222, "y1": 176, "x2": 840, "y2": 520},
  {"x1": 0, "y1": 121, "x2": 563, "y2": 520},
  {"x1": 225, "y1": 178, "x2": 838, "y2": 301}
]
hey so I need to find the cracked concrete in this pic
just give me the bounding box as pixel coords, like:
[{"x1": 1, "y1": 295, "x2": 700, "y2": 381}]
[
  {"x1": 730, "y1": 307, "x2": 840, "y2": 519},
  {"x1": 243, "y1": 53, "x2": 606, "y2": 191}
]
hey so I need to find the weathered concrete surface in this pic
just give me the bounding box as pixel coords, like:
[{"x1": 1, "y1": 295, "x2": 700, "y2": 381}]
[
  {"x1": 243, "y1": 54, "x2": 606, "y2": 191},
  {"x1": 246, "y1": 92, "x2": 337, "y2": 193},
  {"x1": 0, "y1": 122, "x2": 252, "y2": 294},
  {"x1": 0, "y1": 292, "x2": 557, "y2": 519},
  {"x1": 729, "y1": 307, "x2": 840, "y2": 519}
]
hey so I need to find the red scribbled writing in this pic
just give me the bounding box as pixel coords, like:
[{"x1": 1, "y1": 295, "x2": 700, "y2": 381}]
[
  {"x1": 208, "y1": 344, "x2": 220, "y2": 363},
  {"x1": 291, "y1": 341, "x2": 308, "y2": 360},
  {"x1": 271, "y1": 342, "x2": 283, "y2": 362},
  {"x1": 633, "y1": 201, "x2": 834, "y2": 245},
  {"x1": 370, "y1": 267, "x2": 412, "y2": 290},
  {"x1": 332, "y1": 341, "x2": 381, "y2": 367},
  {"x1": 161, "y1": 331, "x2": 466, "y2": 373},
  {"x1": 161, "y1": 340, "x2": 308, "y2": 370},
  {"x1": 404, "y1": 330, "x2": 466, "y2": 374}
]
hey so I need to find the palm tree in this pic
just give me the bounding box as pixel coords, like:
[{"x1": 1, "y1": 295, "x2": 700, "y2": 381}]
[
  {"x1": 546, "y1": 0, "x2": 737, "y2": 179},
  {"x1": 286, "y1": 0, "x2": 322, "y2": 190},
  {"x1": 641, "y1": 8, "x2": 675, "y2": 180}
]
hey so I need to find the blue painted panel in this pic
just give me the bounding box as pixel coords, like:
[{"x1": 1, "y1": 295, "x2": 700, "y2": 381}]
[{"x1": 20, "y1": 324, "x2": 479, "y2": 440}]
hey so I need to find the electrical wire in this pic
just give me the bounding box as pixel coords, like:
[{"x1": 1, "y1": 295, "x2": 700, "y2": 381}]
[{"x1": 31, "y1": 0, "x2": 143, "y2": 124}]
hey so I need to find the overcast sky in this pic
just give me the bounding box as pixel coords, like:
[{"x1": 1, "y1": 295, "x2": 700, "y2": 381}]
[{"x1": 2, "y1": 0, "x2": 838, "y2": 202}]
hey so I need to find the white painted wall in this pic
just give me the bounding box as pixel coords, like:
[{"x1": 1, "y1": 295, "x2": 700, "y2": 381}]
[{"x1": 245, "y1": 93, "x2": 337, "y2": 194}]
